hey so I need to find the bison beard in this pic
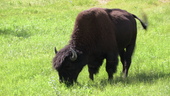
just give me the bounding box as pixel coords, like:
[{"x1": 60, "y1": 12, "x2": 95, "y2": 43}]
[{"x1": 53, "y1": 8, "x2": 147, "y2": 85}]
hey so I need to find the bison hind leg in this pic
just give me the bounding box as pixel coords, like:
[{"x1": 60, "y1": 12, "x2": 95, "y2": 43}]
[
  {"x1": 119, "y1": 49, "x2": 127, "y2": 78},
  {"x1": 119, "y1": 43, "x2": 135, "y2": 78}
]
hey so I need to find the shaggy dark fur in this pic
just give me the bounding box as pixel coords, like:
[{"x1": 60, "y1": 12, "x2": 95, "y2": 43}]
[{"x1": 53, "y1": 8, "x2": 147, "y2": 84}]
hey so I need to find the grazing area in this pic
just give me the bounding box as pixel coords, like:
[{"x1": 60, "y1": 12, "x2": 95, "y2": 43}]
[{"x1": 0, "y1": 0, "x2": 169, "y2": 95}]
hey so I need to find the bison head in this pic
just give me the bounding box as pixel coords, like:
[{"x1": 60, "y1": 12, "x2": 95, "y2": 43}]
[{"x1": 53, "y1": 46, "x2": 85, "y2": 85}]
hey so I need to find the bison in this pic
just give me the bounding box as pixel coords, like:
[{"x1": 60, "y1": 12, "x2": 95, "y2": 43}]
[{"x1": 53, "y1": 8, "x2": 147, "y2": 85}]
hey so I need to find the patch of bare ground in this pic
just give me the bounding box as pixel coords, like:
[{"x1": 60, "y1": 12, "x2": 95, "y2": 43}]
[
  {"x1": 97, "y1": 0, "x2": 110, "y2": 4},
  {"x1": 159, "y1": 0, "x2": 170, "y2": 3}
]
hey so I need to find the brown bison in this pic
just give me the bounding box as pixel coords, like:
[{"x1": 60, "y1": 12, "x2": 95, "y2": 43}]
[{"x1": 53, "y1": 8, "x2": 147, "y2": 85}]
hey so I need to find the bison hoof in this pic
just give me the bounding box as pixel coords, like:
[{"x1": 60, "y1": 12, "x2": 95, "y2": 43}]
[{"x1": 121, "y1": 72, "x2": 127, "y2": 78}]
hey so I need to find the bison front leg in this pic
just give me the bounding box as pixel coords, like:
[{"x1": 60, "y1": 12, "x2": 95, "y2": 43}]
[
  {"x1": 88, "y1": 59, "x2": 103, "y2": 81},
  {"x1": 88, "y1": 65, "x2": 101, "y2": 80},
  {"x1": 88, "y1": 65, "x2": 94, "y2": 80},
  {"x1": 106, "y1": 54, "x2": 118, "y2": 80}
]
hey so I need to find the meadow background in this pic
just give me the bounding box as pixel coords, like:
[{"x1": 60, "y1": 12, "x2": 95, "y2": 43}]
[{"x1": 0, "y1": 0, "x2": 169, "y2": 95}]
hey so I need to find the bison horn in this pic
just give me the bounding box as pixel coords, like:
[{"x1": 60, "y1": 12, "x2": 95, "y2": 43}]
[
  {"x1": 54, "y1": 47, "x2": 58, "y2": 54},
  {"x1": 70, "y1": 48, "x2": 77, "y2": 61}
]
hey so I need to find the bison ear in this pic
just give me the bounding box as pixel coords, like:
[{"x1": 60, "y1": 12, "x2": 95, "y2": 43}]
[
  {"x1": 54, "y1": 47, "x2": 58, "y2": 54},
  {"x1": 70, "y1": 48, "x2": 77, "y2": 61}
]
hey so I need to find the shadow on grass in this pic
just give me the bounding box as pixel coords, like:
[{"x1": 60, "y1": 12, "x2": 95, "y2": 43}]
[
  {"x1": 0, "y1": 29, "x2": 31, "y2": 38},
  {"x1": 100, "y1": 72, "x2": 169, "y2": 86},
  {"x1": 76, "y1": 72, "x2": 170, "y2": 88}
]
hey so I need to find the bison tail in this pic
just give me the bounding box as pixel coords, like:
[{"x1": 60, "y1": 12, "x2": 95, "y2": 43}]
[{"x1": 132, "y1": 14, "x2": 148, "y2": 30}]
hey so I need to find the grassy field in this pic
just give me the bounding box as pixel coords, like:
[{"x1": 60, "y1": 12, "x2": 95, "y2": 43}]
[{"x1": 0, "y1": 0, "x2": 169, "y2": 95}]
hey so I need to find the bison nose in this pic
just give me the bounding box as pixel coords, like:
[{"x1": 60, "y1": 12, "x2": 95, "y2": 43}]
[
  {"x1": 65, "y1": 81, "x2": 74, "y2": 86},
  {"x1": 59, "y1": 79, "x2": 63, "y2": 83},
  {"x1": 59, "y1": 78, "x2": 74, "y2": 86},
  {"x1": 59, "y1": 76, "x2": 64, "y2": 83}
]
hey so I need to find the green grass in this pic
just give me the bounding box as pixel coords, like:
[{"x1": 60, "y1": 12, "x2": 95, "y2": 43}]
[{"x1": 0, "y1": 0, "x2": 170, "y2": 95}]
